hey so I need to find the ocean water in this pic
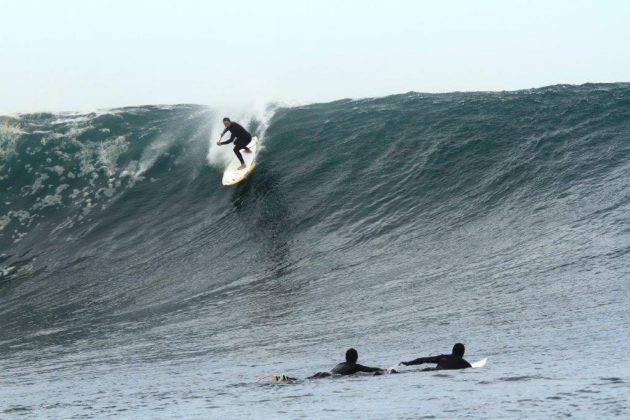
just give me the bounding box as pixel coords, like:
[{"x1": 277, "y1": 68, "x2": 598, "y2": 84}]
[{"x1": 1, "y1": 83, "x2": 629, "y2": 418}]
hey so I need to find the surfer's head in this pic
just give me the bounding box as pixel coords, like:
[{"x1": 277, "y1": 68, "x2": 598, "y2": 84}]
[
  {"x1": 452, "y1": 343, "x2": 465, "y2": 357},
  {"x1": 345, "y1": 348, "x2": 358, "y2": 363},
  {"x1": 222, "y1": 117, "x2": 231, "y2": 128}
]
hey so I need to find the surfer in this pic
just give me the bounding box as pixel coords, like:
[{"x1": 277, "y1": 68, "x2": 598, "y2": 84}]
[
  {"x1": 217, "y1": 117, "x2": 252, "y2": 170},
  {"x1": 400, "y1": 343, "x2": 472, "y2": 370},
  {"x1": 308, "y1": 348, "x2": 388, "y2": 378}
]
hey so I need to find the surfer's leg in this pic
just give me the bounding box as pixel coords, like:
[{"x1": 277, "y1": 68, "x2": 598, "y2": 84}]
[
  {"x1": 233, "y1": 146, "x2": 245, "y2": 165},
  {"x1": 241, "y1": 136, "x2": 253, "y2": 153},
  {"x1": 233, "y1": 147, "x2": 246, "y2": 170}
]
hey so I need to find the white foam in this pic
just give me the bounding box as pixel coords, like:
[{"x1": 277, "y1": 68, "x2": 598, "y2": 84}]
[
  {"x1": 98, "y1": 135, "x2": 128, "y2": 177},
  {"x1": 28, "y1": 328, "x2": 66, "y2": 338},
  {"x1": 0, "y1": 120, "x2": 22, "y2": 165},
  {"x1": 117, "y1": 160, "x2": 137, "y2": 179},
  {"x1": 8, "y1": 210, "x2": 32, "y2": 223},
  {"x1": 31, "y1": 184, "x2": 69, "y2": 210},
  {"x1": 135, "y1": 136, "x2": 172, "y2": 176},
  {"x1": 0, "y1": 215, "x2": 11, "y2": 232},
  {"x1": 51, "y1": 217, "x2": 75, "y2": 234},
  {"x1": 28, "y1": 173, "x2": 50, "y2": 195}
]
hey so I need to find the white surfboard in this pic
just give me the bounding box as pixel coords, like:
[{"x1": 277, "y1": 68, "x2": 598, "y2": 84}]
[
  {"x1": 222, "y1": 136, "x2": 259, "y2": 186},
  {"x1": 471, "y1": 358, "x2": 487, "y2": 368},
  {"x1": 395, "y1": 357, "x2": 488, "y2": 370}
]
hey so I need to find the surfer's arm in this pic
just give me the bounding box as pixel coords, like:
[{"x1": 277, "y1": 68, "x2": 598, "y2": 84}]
[
  {"x1": 222, "y1": 137, "x2": 234, "y2": 145},
  {"x1": 356, "y1": 364, "x2": 384, "y2": 373},
  {"x1": 401, "y1": 356, "x2": 441, "y2": 366},
  {"x1": 218, "y1": 134, "x2": 236, "y2": 145},
  {"x1": 218, "y1": 128, "x2": 233, "y2": 144}
]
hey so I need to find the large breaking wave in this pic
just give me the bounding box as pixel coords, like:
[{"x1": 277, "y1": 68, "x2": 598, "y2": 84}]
[{"x1": 1, "y1": 83, "x2": 629, "y2": 352}]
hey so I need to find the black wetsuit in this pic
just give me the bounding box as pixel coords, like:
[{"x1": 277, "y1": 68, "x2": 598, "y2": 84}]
[
  {"x1": 332, "y1": 362, "x2": 384, "y2": 375},
  {"x1": 220, "y1": 122, "x2": 252, "y2": 165},
  {"x1": 404, "y1": 354, "x2": 471, "y2": 370},
  {"x1": 308, "y1": 362, "x2": 384, "y2": 378}
]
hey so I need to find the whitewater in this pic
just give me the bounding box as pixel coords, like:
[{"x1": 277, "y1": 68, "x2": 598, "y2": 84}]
[{"x1": 1, "y1": 83, "x2": 629, "y2": 418}]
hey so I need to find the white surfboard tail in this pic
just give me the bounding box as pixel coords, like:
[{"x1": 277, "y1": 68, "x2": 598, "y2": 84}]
[{"x1": 471, "y1": 357, "x2": 487, "y2": 368}]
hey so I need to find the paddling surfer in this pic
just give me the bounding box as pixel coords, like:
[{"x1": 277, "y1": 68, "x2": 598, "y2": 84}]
[
  {"x1": 308, "y1": 348, "x2": 388, "y2": 378},
  {"x1": 400, "y1": 343, "x2": 472, "y2": 370}
]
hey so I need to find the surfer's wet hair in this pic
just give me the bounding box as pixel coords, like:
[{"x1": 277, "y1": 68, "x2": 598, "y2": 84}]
[
  {"x1": 223, "y1": 117, "x2": 231, "y2": 122},
  {"x1": 452, "y1": 343, "x2": 465, "y2": 357},
  {"x1": 346, "y1": 348, "x2": 358, "y2": 363}
]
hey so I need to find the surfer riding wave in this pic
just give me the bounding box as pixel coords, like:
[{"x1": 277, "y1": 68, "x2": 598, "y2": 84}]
[{"x1": 217, "y1": 117, "x2": 252, "y2": 170}]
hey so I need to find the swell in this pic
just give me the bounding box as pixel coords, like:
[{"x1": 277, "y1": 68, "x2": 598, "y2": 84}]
[{"x1": 1, "y1": 83, "x2": 629, "y2": 347}]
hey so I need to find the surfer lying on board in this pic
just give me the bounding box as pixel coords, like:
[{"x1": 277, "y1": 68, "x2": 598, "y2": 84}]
[
  {"x1": 308, "y1": 348, "x2": 390, "y2": 378},
  {"x1": 400, "y1": 343, "x2": 472, "y2": 370},
  {"x1": 217, "y1": 117, "x2": 252, "y2": 170}
]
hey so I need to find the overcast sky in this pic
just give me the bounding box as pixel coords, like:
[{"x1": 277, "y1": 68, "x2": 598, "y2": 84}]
[{"x1": 1, "y1": 0, "x2": 629, "y2": 113}]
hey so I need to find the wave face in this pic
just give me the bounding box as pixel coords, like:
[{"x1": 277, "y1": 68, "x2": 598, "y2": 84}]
[{"x1": 2, "y1": 84, "x2": 630, "y2": 417}]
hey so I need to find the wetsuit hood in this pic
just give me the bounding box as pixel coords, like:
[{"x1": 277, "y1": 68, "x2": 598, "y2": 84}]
[{"x1": 452, "y1": 343, "x2": 465, "y2": 357}]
